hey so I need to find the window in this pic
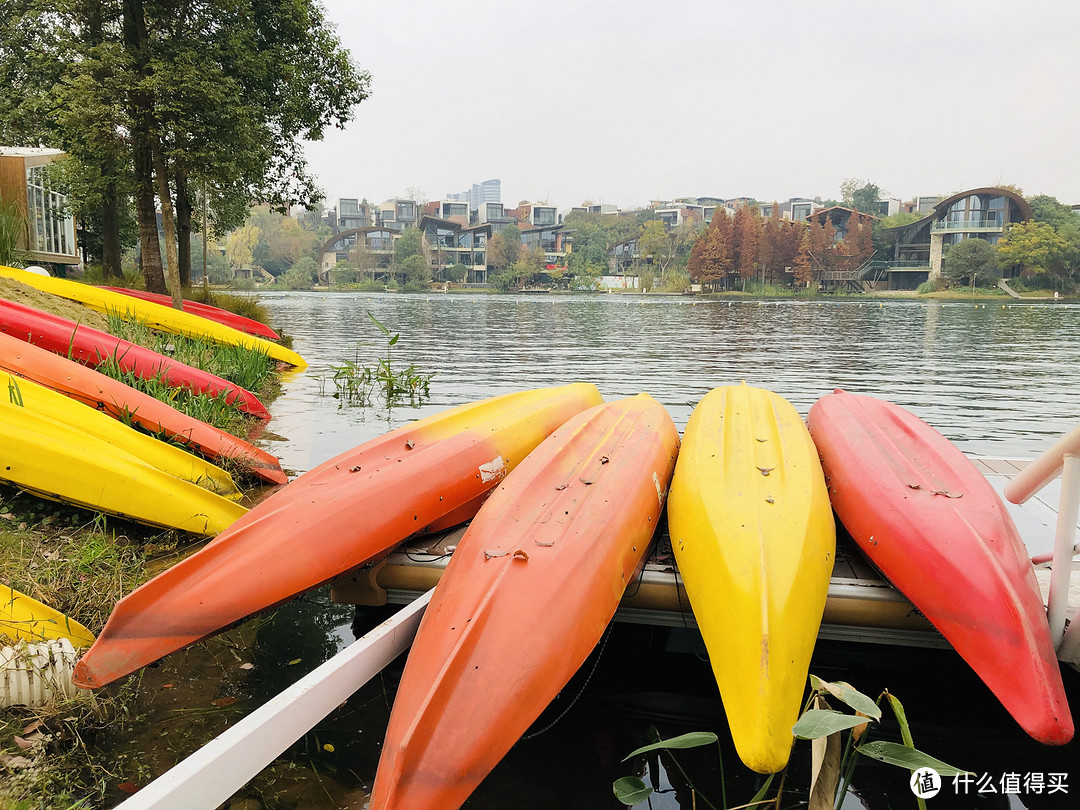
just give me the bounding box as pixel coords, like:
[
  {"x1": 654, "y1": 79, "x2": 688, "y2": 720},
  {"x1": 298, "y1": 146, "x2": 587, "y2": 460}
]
[
  {"x1": 25, "y1": 165, "x2": 75, "y2": 257},
  {"x1": 397, "y1": 201, "x2": 415, "y2": 220}
]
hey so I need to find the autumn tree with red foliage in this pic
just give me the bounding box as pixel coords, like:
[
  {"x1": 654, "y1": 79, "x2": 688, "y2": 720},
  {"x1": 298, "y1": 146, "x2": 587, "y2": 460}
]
[{"x1": 733, "y1": 207, "x2": 761, "y2": 289}]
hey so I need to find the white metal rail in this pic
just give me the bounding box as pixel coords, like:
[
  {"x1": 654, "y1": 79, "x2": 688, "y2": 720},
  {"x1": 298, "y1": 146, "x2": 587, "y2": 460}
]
[
  {"x1": 1004, "y1": 423, "x2": 1080, "y2": 662},
  {"x1": 115, "y1": 589, "x2": 433, "y2": 810}
]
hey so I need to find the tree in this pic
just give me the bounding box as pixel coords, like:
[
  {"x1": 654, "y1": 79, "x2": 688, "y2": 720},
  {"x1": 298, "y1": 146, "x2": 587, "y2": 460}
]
[
  {"x1": 732, "y1": 207, "x2": 761, "y2": 290},
  {"x1": 638, "y1": 220, "x2": 676, "y2": 280},
  {"x1": 943, "y1": 238, "x2": 999, "y2": 293},
  {"x1": 0, "y1": 0, "x2": 370, "y2": 293},
  {"x1": 226, "y1": 224, "x2": 260, "y2": 277},
  {"x1": 996, "y1": 221, "x2": 1071, "y2": 288},
  {"x1": 400, "y1": 254, "x2": 430, "y2": 290},
  {"x1": 446, "y1": 263, "x2": 468, "y2": 283},
  {"x1": 841, "y1": 179, "x2": 880, "y2": 215},
  {"x1": 394, "y1": 227, "x2": 425, "y2": 263},
  {"x1": 487, "y1": 229, "x2": 522, "y2": 271}
]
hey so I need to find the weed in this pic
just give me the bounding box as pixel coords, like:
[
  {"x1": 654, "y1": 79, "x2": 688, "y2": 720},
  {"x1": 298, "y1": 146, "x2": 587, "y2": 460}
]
[{"x1": 324, "y1": 312, "x2": 433, "y2": 406}]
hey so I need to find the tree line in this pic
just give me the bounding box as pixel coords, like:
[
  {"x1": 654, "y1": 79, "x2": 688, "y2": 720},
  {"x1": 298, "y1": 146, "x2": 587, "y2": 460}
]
[{"x1": 0, "y1": 0, "x2": 368, "y2": 299}]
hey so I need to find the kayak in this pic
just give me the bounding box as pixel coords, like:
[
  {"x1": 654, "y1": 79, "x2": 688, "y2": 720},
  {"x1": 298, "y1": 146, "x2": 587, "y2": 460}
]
[
  {"x1": 0, "y1": 374, "x2": 247, "y2": 536},
  {"x1": 0, "y1": 332, "x2": 286, "y2": 486},
  {"x1": 667, "y1": 385, "x2": 835, "y2": 773},
  {"x1": 807, "y1": 389, "x2": 1073, "y2": 745},
  {"x1": 4, "y1": 371, "x2": 240, "y2": 498},
  {"x1": 0, "y1": 264, "x2": 304, "y2": 369},
  {"x1": 369, "y1": 394, "x2": 679, "y2": 809},
  {"x1": 100, "y1": 287, "x2": 280, "y2": 339},
  {"x1": 0, "y1": 297, "x2": 271, "y2": 419},
  {"x1": 1, "y1": 584, "x2": 95, "y2": 647},
  {"x1": 71, "y1": 383, "x2": 603, "y2": 688}
]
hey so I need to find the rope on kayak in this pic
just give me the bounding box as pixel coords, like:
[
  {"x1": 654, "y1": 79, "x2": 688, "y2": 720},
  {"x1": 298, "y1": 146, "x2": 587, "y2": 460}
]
[{"x1": 520, "y1": 620, "x2": 615, "y2": 741}]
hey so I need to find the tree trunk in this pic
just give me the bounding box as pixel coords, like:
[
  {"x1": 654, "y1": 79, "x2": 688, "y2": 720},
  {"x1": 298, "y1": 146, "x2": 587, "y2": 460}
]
[
  {"x1": 101, "y1": 181, "x2": 122, "y2": 280},
  {"x1": 124, "y1": 0, "x2": 166, "y2": 294},
  {"x1": 150, "y1": 129, "x2": 183, "y2": 309},
  {"x1": 175, "y1": 168, "x2": 192, "y2": 287}
]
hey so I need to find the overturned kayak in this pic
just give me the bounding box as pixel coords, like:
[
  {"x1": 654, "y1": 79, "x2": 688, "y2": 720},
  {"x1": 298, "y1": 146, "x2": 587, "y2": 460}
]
[
  {"x1": 0, "y1": 374, "x2": 246, "y2": 537},
  {"x1": 0, "y1": 297, "x2": 271, "y2": 419},
  {"x1": 370, "y1": 394, "x2": 679, "y2": 809},
  {"x1": 71, "y1": 383, "x2": 603, "y2": 688},
  {"x1": 807, "y1": 389, "x2": 1072, "y2": 745},
  {"x1": 1, "y1": 584, "x2": 95, "y2": 647},
  {"x1": 4, "y1": 371, "x2": 240, "y2": 498},
  {"x1": 100, "y1": 287, "x2": 280, "y2": 340},
  {"x1": 0, "y1": 264, "x2": 304, "y2": 369},
  {"x1": 0, "y1": 332, "x2": 286, "y2": 485},
  {"x1": 667, "y1": 384, "x2": 835, "y2": 773}
]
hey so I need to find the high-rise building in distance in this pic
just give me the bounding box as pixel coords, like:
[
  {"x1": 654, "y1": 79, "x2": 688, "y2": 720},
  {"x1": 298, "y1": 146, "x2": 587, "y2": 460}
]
[{"x1": 448, "y1": 179, "x2": 501, "y2": 210}]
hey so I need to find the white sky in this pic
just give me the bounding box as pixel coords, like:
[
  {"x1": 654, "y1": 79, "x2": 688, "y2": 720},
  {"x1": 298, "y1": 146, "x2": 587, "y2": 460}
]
[{"x1": 303, "y1": 0, "x2": 1080, "y2": 212}]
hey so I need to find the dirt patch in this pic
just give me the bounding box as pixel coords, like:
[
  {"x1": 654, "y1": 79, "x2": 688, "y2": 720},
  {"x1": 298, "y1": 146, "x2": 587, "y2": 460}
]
[{"x1": 0, "y1": 277, "x2": 111, "y2": 330}]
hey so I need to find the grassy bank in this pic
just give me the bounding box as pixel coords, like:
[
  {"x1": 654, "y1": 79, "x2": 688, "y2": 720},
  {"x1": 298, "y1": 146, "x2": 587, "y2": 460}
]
[{"x1": 0, "y1": 278, "x2": 286, "y2": 808}]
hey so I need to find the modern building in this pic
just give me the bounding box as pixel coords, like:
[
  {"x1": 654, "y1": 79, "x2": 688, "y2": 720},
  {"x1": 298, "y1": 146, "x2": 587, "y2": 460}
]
[
  {"x1": 375, "y1": 199, "x2": 418, "y2": 232},
  {"x1": 807, "y1": 206, "x2": 877, "y2": 241},
  {"x1": 336, "y1": 198, "x2": 371, "y2": 231},
  {"x1": 759, "y1": 198, "x2": 821, "y2": 221},
  {"x1": 447, "y1": 179, "x2": 501, "y2": 211},
  {"x1": 0, "y1": 147, "x2": 78, "y2": 271},
  {"x1": 878, "y1": 187, "x2": 1032, "y2": 288}
]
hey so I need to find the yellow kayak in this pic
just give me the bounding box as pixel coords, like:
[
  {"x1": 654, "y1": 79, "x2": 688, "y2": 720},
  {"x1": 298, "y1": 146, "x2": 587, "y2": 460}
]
[
  {"x1": 1, "y1": 375, "x2": 246, "y2": 536},
  {"x1": 0, "y1": 264, "x2": 306, "y2": 370},
  {"x1": 667, "y1": 384, "x2": 835, "y2": 773},
  {"x1": 1, "y1": 584, "x2": 95, "y2": 647},
  {"x1": 4, "y1": 372, "x2": 240, "y2": 498}
]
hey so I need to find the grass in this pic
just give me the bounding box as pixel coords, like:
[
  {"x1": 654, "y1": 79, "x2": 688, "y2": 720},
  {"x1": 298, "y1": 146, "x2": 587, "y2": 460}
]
[{"x1": 103, "y1": 313, "x2": 276, "y2": 394}]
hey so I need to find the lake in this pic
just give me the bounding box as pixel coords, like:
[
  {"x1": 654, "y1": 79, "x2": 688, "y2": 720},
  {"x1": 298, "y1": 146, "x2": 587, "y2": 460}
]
[{"x1": 166, "y1": 292, "x2": 1080, "y2": 810}]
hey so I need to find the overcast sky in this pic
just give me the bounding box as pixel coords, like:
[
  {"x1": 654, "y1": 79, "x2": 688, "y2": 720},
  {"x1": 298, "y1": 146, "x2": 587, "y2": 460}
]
[{"x1": 303, "y1": 0, "x2": 1080, "y2": 212}]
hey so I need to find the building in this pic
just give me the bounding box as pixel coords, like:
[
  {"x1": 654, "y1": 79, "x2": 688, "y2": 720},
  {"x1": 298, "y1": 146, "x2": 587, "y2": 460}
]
[
  {"x1": 878, "y1": 187, "x2": 1031, "y2": 288},
  {"x1": 336, "y1": 198, "x2": 371, "y2": 231},
  {"x1": 375, "y1": 199, "x2": 418, "y2": 232},
  {"x1": 0, "y1": 147, "x2": 78, "y2": 271},
  {"x1": 759, "y1": 198, "x2": 821, "y2": 221},
  {"x1": 447, "y1": 179, "x2": 501, "y2": 211},
  {"x1": 807, "y1": 206, "x2": 877, "y2": 241}
]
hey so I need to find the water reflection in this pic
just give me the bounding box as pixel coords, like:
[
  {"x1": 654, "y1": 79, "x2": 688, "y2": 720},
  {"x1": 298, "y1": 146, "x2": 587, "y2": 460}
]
[
  {"x1": 228, "y1": 292, "x2": 1080, "y2": 809},
  {"x1": 257, "y1": 293, "x2": 1080, "y2": 474}
]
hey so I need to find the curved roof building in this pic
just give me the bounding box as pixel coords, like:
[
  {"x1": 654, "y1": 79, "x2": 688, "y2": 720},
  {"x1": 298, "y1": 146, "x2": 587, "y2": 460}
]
[{"x1": 879, "y1": 187, "x2": 1032, "y2": 288}]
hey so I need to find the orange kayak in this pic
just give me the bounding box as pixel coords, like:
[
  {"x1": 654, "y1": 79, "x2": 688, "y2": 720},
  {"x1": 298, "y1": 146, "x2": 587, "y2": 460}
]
[
  {"x1": 808, "y1": 390, "x2": 1072, "y2": 745},
  {"x1": 0, "y1": 332, "x2": 286, "y2": 485},
  {"x1": 369, "y1": 395, "x2": 679, "y2": 809},
  {"x1": 71, "y1": 383, "x2": 602, "y2": 688}
]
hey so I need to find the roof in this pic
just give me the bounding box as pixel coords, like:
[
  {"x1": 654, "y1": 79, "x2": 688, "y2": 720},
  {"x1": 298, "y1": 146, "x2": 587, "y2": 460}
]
[
  {"x1": 0, "y1": 147, "x2": 65, "y2": 157},
  {"x1": 881, "y1": 187, "x2": 1032, "y2": 233}
]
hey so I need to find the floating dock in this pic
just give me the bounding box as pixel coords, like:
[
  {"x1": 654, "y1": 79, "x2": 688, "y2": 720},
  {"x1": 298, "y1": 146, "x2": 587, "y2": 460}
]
[{"x1": 332, "y1": 457, "x2": 1080, "y2": 663}]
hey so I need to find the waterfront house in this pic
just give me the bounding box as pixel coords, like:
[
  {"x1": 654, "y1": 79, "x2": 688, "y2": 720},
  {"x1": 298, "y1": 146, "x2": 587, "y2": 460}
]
[{"x1": 0, "y1": 147, "x2": 78, "y2": 272}]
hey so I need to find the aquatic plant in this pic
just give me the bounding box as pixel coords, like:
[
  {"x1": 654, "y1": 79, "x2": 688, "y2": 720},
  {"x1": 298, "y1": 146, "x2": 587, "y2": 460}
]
[
  {"x1": 326, "y1": 311, "x2": 433, "y2": 406},
  {"x1": 613, "y1": 675, "x2": 970, "y2": 809}
]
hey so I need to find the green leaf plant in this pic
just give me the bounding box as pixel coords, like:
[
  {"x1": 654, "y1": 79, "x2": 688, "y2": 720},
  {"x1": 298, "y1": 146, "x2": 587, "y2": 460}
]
[{"x1": 613, "y1": 675, "x2": 970, "y2": 810}]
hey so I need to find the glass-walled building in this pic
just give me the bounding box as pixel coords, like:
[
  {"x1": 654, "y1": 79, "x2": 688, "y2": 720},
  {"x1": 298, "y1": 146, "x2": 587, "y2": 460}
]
[
  {"x1": 880, "y1": 187, "x2": 1031, "y2": 287},
  {"x1": 0, "y1": 147, "x2": 78, "y2": 270}
]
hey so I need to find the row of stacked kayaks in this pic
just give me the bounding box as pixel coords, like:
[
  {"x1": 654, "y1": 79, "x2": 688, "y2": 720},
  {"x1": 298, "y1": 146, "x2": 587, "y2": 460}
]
[
  {"x1": 0, "y1": 263, "x2": 1073, "y2": 808},
  {"x1": 0, "y1": 263, "x2": 302, "y2": 665}
]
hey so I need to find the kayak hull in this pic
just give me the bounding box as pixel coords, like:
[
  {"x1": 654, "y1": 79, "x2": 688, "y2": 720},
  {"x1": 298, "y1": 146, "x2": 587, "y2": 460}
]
[
  {"x1": 99, "y1": 287, "x2": 280, "y2": 339},
  {"x1": 369, "y1": 395, "x2": 679, "y2": 809},
  {"x1": 71, "y1": 384, "x2": 603, "y2": 688},
  {"x1": 0, "y1": 375, "x2": 246, "y2": 537},
  {"x1": 0, "y1": 297, "x2": 270, "y2": 419},
  {"x1": 1, "y1": 584, "x2": 95, "y2": 647},
  {"x1": 667, "y1": 385, "x2": 835, "y2": 773},
  {"x1": 0, "y1": 265, "x2": 304, "y2": 368},
  {"x1": 0, "y1": 332, "x2": 286, "y2": 485},
  {"x1": 807, "y1": 390, "x2": 1072, "y2": 745}
]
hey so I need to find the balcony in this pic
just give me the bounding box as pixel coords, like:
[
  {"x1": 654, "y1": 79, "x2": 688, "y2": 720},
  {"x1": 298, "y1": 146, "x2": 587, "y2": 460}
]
[{"x1": 931, "y1": 218, "x2": 1003, "y2": 233}]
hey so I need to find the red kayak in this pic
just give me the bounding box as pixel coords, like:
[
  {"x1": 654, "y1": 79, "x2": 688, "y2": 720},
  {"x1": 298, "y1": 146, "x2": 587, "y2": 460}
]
[
  {"x1": 100, "y1": 287, "x2": 280, "y2": 340},
  {"x1": 0, "y1": 298, "x2": 270, "y2": 420},
  {"x1": 370, "y1": 395, "x2": 680, "y2": 809},
  {"x1": 807, "y1": 389, "x2": 1072, "y2": 745},
  {"x1": 0, "y1": 332, "x2": 286, "y2": 485},
  {"x1": 71, "y1": 383, "x2": 603, "y2": 689}
]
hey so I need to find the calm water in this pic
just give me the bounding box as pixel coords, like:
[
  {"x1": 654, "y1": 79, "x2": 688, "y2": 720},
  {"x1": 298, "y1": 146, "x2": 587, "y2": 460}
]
[
  {"x1": 259, "y1": 292, "x2": 1080, "y2": 474},
  {"x1": 159, "y1": 293, "x2": 1080, "y2": 810}
]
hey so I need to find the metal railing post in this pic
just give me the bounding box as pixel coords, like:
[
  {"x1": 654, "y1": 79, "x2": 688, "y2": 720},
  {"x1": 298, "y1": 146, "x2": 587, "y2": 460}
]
[{"x1": 1048, "y1": 455, "x2": 1080, "y2": 647}]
